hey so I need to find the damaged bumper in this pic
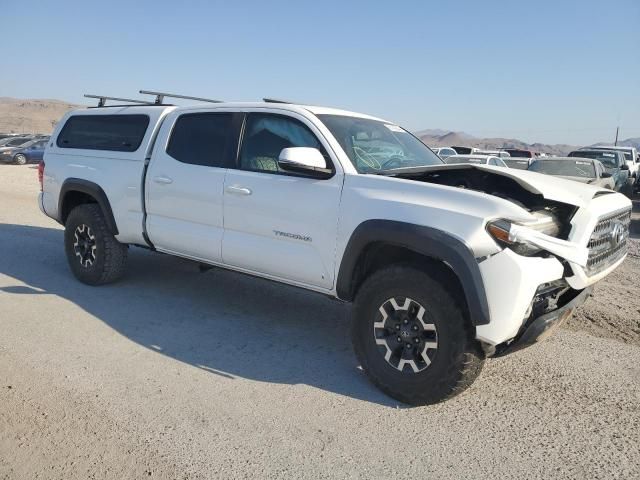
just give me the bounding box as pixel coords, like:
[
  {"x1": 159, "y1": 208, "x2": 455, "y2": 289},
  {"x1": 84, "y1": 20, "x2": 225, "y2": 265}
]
[{"x1": 492, "y1": 286, "x2": 593, "y2": 357}]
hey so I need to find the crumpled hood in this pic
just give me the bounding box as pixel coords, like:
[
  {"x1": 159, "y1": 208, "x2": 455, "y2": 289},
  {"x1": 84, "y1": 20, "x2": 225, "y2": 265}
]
[{"x1": 414, "y1": 164, "x2": 613, "y2": 207}]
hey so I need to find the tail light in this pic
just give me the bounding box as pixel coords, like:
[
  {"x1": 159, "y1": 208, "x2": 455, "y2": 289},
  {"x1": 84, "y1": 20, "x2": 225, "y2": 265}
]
[{"x1": 38, "y1": 161, "x2": 45, "y2": 192}]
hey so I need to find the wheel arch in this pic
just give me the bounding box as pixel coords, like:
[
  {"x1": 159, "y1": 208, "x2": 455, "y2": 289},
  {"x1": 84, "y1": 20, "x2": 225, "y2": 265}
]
[
  {"x1": 59, "y1": 178, "x2": 119, "y2": 235},
  {"x1": 336, "y1": 220, "x2": 491, "y2": 326}
]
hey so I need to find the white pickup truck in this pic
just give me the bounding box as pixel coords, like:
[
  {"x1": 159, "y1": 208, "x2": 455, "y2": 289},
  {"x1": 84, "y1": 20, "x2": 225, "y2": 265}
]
[{"x1": 39, "y1": 94, "x2": 632, "y2": 405}]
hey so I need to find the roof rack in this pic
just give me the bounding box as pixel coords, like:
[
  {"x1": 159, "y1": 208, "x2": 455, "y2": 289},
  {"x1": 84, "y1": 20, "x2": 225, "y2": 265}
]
[
  {"x1": 263, "y1": 97, "x2": 296, "y2": 104},
  {"x1": 84, "y1": 94, "x2": 155, "y2": 107},
  {"x1": 139, "y1": 90, "x2": 223, "y2": 105}
]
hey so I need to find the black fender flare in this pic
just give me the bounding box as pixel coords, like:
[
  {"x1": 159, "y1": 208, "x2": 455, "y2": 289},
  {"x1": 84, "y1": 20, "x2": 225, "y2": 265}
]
[
  {"x1": 58, "y1": 178, "x2": 119, "y2": 235},
  {"x1": 336, "y1": 220, "x2": 490, "y2": 326}
]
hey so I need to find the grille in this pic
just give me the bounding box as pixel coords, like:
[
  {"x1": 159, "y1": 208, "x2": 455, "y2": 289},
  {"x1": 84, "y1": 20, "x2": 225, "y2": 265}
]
[{"x1": 585, "y1": 208, "x2": 631, "y2": 275}]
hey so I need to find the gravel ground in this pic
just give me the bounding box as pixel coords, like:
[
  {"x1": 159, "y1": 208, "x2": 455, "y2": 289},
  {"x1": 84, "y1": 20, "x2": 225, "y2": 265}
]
[{"x1": 1, "y1": 165, "x2": 639, "y2": 479}]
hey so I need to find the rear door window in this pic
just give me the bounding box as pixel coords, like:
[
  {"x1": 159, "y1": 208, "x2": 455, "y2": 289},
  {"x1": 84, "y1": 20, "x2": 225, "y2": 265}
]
[
  {"x1": 167, "y1": 113, "x2": 233, "y2": 167},
  {"x1": 57, "y1": 115, "x2": 150, "y2": 152}
]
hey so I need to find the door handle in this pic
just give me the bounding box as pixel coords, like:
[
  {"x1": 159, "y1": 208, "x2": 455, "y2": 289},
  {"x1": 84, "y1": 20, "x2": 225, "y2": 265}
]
[
  {"x1": 153, "y1": 176, "x2": 173, "y2": 185},
  {"x1": 225, "y1": 185, "x2": 252, "y2": 195}
]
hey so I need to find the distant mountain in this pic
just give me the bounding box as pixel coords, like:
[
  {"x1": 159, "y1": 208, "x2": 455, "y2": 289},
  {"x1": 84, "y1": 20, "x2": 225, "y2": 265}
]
[
  {"x1": 413, "y1": 128, "x2": 453, "y2": 137},
  {"x1": 416, "y1": 130, "x2": 578, "y2": 156},
  {"x1": 0, "y1": 97, "x2": 82, "y2": 134},
  {"x1": 592, "y1": 138, "x2": 640, "y2": 149}
]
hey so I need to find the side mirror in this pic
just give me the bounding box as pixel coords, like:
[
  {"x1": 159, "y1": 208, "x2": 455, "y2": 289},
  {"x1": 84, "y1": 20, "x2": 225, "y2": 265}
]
[
  {"x1": 601, "y1": 171, "x2": 612, "y2": 178},
  {"x1": 278, "y1": 147, "x2": 331, "y2": 178},
  {"x1": 620, "y1": 163, "x2": 629, "y2": 171}
]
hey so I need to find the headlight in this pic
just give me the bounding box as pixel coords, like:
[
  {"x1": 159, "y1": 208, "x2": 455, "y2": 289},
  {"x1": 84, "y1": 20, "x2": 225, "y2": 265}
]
[{"x1": 487, "y1": 211, "x2": 561, "y2": 256}]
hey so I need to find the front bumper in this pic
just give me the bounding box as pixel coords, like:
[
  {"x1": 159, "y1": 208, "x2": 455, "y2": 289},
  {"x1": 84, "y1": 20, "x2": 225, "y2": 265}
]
[
  {"x1": 493, "y1": 286, "x2": 593, "y2": 356},
  {"x1": 0, "y1": 153, "x2": 15, "y2": 163},
  {"x1": 476, "y1": 248, "x2": 565, "y2": 345}
]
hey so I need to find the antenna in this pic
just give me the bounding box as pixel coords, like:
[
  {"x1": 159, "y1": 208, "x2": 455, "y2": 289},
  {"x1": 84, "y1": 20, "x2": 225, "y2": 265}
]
[
  {"x1": 614, "y1": 126, "x2": 619, "y2": 146},
  {"x1": 139, "y1": 90, "x2": 223, "y2": 105},
  {"x1": 84, "y1": 94, "x2": 154, "y2": 107}
]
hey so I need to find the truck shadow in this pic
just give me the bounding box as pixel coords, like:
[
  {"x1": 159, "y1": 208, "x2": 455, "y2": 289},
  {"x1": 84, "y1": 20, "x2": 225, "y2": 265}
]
[{"x1": 0, "y1": 223, "x2": 398, "y2": 407}]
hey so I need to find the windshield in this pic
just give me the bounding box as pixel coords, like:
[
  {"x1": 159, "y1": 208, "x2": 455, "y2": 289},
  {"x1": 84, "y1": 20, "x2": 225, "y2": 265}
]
[
  {"x1": 6, "y1": 137, "x2": 31, "y2": 147},
  {"x1": 503, "y1": 159, "x2": 529, "y2": 169},
  {"x1": 529, "y1": 159, "x2": 595, "y2": 178},
  {"x1": 569, "y1": 150, "x2": 618, "y2": 168},
  {"x1": 317, "y1": 115, "x2": 443, "y2": 173}
]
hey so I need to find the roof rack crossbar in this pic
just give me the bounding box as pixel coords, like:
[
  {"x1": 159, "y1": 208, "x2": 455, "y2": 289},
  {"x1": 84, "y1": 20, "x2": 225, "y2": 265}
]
[
  {"x1": 84, "y1": 94, "x2": 155, "y2": 107},
  {"x1": 263, "y1": 97, "x2": 294, "y2": 104},
  {"x1": 139, "y1": 90, "x2": 223, "y2": 105}
]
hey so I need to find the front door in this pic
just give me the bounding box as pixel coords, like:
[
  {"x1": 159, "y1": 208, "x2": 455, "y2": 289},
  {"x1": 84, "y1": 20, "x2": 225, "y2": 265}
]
[{"x1": 222, "y1": 112, "x2": 343, "y2": 289}]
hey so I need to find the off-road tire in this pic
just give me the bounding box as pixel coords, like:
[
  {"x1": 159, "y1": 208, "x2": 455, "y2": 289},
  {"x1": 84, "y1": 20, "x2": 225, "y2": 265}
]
[
  {"x1": 352, "y1": 265, "x2": 484, "y2": 405},
  {"x1": 64, "y1": 204, "x2": 128, "y2": 285}
]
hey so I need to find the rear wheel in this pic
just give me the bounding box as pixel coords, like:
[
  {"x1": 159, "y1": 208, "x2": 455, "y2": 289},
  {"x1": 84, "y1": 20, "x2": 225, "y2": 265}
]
[
  {"x1": 352, "y1": 265, "x2": 484, "y2": 405},
  {"x1": 64, "y1": 204, "x2": 128, "y2": 285},
  {"x1": 14, "y1": 154, "x2": 27, "y2": 165}
]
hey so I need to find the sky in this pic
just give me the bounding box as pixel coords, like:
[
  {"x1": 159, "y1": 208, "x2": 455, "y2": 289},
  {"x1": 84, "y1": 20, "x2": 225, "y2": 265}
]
[{"x1": 2, "y1": 0, "x2": 639, "y2": 145}]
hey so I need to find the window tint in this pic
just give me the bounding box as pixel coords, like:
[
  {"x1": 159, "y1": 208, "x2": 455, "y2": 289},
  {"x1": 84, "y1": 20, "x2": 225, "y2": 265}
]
[
  {"x1": 57, "y1": 115, "x2": 149, "y2": 152},
  {"x1": 239, "y1": 113, "x2": 326, "y2": 173},
  {"x1": 7, "y1": 137, "x2": 31, "y2": 146},
  {"x1": 166, "y1": 113, "x2": 232, "y2": 167},
  {"x1": 489, "y1": 158, "x2": 498, "y2": 166}
]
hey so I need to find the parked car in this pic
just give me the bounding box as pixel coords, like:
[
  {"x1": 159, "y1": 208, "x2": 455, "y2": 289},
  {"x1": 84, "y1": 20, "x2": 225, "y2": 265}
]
[
  {"x1": 444, "y1": 154, "x2": 508, "y2": 167},
  {"x1": 568, "y1": 149, "x2": 630, "y2": 194},
  {"x1": 0, "y1": 138, "x2": 48, "y2": 164},
  {"x1": 0, "y1": 133, "x2": 24, "y2": 140},
  {"x1": 580, "y1": 146, "x2": 639, "y2": 181},
  {"x1": 502, "y1": 148, "x2": 534, "y2": 158},
  {"x1": 451, "y1": 146, "x2": 476, "y2": 154},
  {"x1": 503, "y1": 158, "x2": 531, "y2": 170},
  {"x1": 529, "y1": 157, "x2": 615, "y2": 189},
  {"x1": 39, "y1": 97, "x2": 631, "y2": 405},
  {"x1": 0, "y1": 135, "x2": 34, "y2": 148},
  {"x1": 432, "y1": 147, "x2": 457, "y2": 159},
  {"x1": 473, "y1": 149, "x2": 511, "y2": 158}
]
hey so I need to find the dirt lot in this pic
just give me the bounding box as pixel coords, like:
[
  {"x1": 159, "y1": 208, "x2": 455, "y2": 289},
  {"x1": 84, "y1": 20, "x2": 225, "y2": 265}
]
[{"x1": 1, "y1": 165, "x2": 639, "y2": 479}]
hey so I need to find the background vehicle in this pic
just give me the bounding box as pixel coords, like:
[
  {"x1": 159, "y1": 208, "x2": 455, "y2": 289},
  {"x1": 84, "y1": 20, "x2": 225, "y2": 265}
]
[
  {"x1": 568, "y1": 149, "x2": 630, "y2": 194},
  {"x1": 0, "y1": 137, "x2": 48, "y2": 164},
  {"x1": 503, "y1": 158, "x2": 531, "y2": 169},
  {"x1": 529, "y1": 157, "x2": 615, "y2": 189},
  {"x1": 39, "y1": 93, "x2": 632, "y2": 405},
  {"x1": 431, "y1": 147, "x2": 457, "y2": 159},
  {"x1": 444, "y1": 154, "x2": 508, "y2": 167},
  {"x1": 502, "y1": 148, "x2": 535, "y2": 158},
  {"x1": 582, "y1": 146, "x2": 638, "y2": 180},
  {"x1": 473, "y1": 149, "x2": 511, "y2": 158},
  {"x1": 451, "y1": 146, "x2": 476, "y2": 154},
  {"x1": 0, "y1": 135, "x2": 34, "y2": 148}
]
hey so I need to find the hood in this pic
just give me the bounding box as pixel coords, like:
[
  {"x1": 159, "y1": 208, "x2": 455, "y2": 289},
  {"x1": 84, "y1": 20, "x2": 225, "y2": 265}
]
[
  {"x1": 396, "y1": 164, "x2": 613, "y2": 208},
  {"x1": 554, "y1": 175, "x2": 594, "y2": 184}
]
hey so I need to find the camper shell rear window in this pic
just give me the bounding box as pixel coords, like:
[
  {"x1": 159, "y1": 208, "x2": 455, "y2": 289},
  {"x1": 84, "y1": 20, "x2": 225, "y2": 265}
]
[{"x1": 57, "y1": 114, "x2": 150, "y2": 152}]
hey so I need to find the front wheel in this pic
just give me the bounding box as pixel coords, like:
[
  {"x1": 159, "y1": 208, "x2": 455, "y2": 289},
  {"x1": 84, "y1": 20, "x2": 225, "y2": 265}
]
[
  {"x1": 14, "y1": 154, "x2": 27, "y2": 165},
  {"x1": 352, "y1": 265, "x2": 484, "y2": 405},
  {"x1": 64, "y1": 204, "x2": 128, "y2": 285}
]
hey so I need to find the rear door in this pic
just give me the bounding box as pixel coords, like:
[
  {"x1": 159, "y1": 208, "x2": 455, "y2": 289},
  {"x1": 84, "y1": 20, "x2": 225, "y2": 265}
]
[
  {"x1": 145, "y1": 109, "x2": 240, "y2": 262},
  {"x1": 222, "y1": 111, "x2": 343, "y2": 289}
]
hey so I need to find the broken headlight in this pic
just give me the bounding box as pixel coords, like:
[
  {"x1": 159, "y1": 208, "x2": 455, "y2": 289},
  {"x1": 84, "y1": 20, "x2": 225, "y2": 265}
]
[{"x1": 486, "y1": 211, "x2": 561, "y2": 256}]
